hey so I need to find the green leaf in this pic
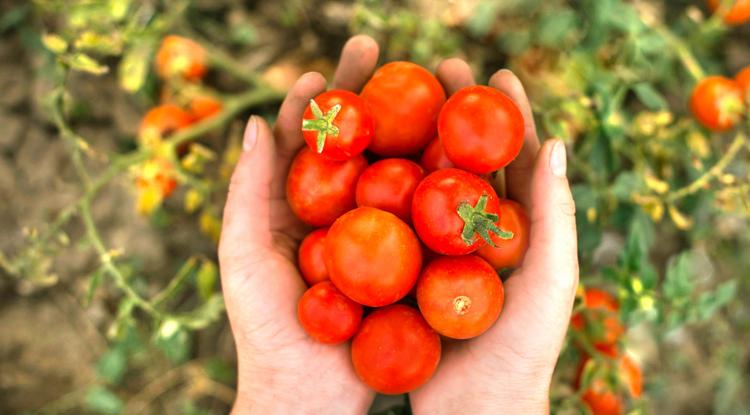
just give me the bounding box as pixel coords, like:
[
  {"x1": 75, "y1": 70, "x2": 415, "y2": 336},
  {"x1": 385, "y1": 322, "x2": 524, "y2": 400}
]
[
  {"x1": 42, "y1": 33, "x2": 68, "y2": 54},
  {"x1": 155, "y1": 320, "x2": 191, "y2": 363},
  {"x1": 536, "y1": 9, "x2": 578, "y2": 48},
  {"x1": 66, "y1": 53, "x2": 109, "y2": 75},
  {"x1": 96, "y1": 348, "x2": 127, "y2": 385},
  {"x1": 633, "y1": 83, "x2": 667, "y2": 110},
  {"x1": 695, "y1": 280, "x2": 737, "y2": 321},
  {"x1": 118, "y1": 43, "x2": 153, "y2": 92},
  {"x1": 197, "y1": 260, "x2": 218, "y2": 301},
  {"x1": 663, "y1": 252, "x2": 694, "y2": 300},
  {"x1": 85, "y1": 386, "x2": 123, "y2": 415},
  {"x1": 85, "y1": 269, "x2": 104, "y2": 306}
]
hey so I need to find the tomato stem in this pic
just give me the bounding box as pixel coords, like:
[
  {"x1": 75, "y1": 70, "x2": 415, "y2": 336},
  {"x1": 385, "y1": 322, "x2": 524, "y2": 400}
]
[
  {"x1": 457, "y1": 194, "x2": 514, "y2": 246},
  {"x1": 301, "y1": 99, "x2": 341, "y2": 153}
]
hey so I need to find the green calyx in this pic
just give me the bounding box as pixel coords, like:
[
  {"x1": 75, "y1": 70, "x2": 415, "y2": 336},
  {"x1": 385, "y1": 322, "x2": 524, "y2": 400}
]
[
  {"x1": 301, "y1": 98, "x2": 341, "y2": 153},
  {"x1": 457, "y1": 193, "x2": 514, "y2": 247}
]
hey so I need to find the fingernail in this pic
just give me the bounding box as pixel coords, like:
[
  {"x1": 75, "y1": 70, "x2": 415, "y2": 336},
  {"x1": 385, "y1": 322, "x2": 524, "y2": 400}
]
[
  {"x1": 498, "y1": 68, "x2": 513, "y2": 75},
  {"x1": 243, "y1": 115, "x2": 258, "y2": 152},
  {"x1": 550, "y1": 139, "x2": 567, "y2": 177}
]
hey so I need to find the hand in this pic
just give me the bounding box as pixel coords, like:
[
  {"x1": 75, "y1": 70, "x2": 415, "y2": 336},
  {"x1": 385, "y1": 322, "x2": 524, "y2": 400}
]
[{"x1": 218, "y1": 36, "x2": 380, "y2": 414}]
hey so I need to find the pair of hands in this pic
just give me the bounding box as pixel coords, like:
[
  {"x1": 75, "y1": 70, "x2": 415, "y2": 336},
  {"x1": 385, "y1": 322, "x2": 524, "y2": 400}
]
[{"x1": 218, "y1": 35, "x2": 579, "y2": 414}]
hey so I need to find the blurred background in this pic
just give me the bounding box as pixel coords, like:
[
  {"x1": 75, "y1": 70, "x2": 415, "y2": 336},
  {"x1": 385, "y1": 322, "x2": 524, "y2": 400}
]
[{"x1": 1, "y1": 0, "x2": 750, "y2": 413}]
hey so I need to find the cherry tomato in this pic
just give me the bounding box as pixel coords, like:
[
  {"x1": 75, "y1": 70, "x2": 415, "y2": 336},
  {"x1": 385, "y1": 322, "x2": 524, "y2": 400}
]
[
  {"x1": 139, "y1": 104, "x2": 195, "y2": 143},
  {"x1": 297, "y1": 281, "x2": 363, "y2": 344},
  {"x1": 690, "y1": 76, "x2": 745, "y2": 132},
  {"x1": 708, "y1": 0, "x2": 750, "y2": 25},
  {"x1": 416, "y1": 255, "x2": 504, "y2": 339},
  {"x1": 576, "y1": 354, "x2": 643, "y2": 415},
  {"x1": 412, "y1": 168, "x2": 511, "y2": 255},
  {"x1": 438, "y1": 86, "x2": 525, "y2": 175},
  {"x1": 136, "y1": 158, "x2": 178, "y2": 198},
  {"x1": 360, "y1": 62, "x2": 446, "y2": 156},
  {"x1": 302, "y1": 90, "x2": 374, "y2": 161},
  {"x1": 190, "y1": 95, "x2": 222, "y2": 120},
  {"x1": 156, "y1": 35, "x2": 207, "y2": 81},
  {"x1": 286, "y1": 147, "x2": 368, "y2": 226},
  {"x1": 477, "y1": 199, "x2": 530, "y2": 270},
  {"x1": 355, "y1": 158, "x2": 425, "y2": 222},
  {"x1": 297, "y1": 228, "x2": 330, "y2": 286},
  {"x1": 326, "y1": 207, "x2": 422, "y2": 306},
  {"x1": 736, "y1": 65, "x2": 750, "y2": 100},
  {"x1": 351, "y1": 304, "x2": 441, "y2": 394},
  {"x1": 420, "y1": 136, "x2": 455, "y2": 173},
  {"x1": 570, "y1": 288, "x2": 624, "y2": 357}
]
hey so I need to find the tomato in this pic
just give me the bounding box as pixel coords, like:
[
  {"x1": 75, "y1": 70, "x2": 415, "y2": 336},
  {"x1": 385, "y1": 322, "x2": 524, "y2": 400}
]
[
  {"x1": 576, "y1": 354, "x2": 643, "y2": 415},
  {"x1": 690, "y1": 76, "x2": 745, "y2": 132},
  {"x1": 360, "y1": 62, "x2": 446, "y2": 156},
  {"x1": 139, "y1": 104, "x2": 195, "y2": 145},
  {"x1": 351, "y1": 304, "x2": 441, "y2": 394},
  {"x1": 736, "y1": 65, "x2": 750, "y2": 100},
  {"x1": 136, "y1": 158, "x2": 178, "y2": 197},
  {"x1": 476, "y1": 199, "x2": 530, "y2": 270},
  {"x1": 156, "y1": 35, "x2": 208, "y2": 81},
  {"x1": 297, "y1": 281, "x2": 363, "y2": 344},
  {"x1": 326, "y1": 207, "x2": 422, "y2": 306},
  {"x1": 355, "y1": 158, "x2": 425, "y2": 222},
  {"x1": 190, "y1": 95, "x2": 222, "y2": 120},
  {"x1": 438, "y1": 86, "x2": 525, "y2": 175},
  {"x1": 416, "y1": 255, "x2": 504, "y2": 339},
  {"x1": 302, "y1": 90, "x2": 374, "y2": 161},
  {"x1": 708, "y1": 0, "x2": 750, "y2": 25},
  {"x1": 412, "y1": 168, "x2": 512, "y2": 255},
  {"x1": 570, "y1": 288, "x2": 624, "y2": 357},
  {"x1": 420, "y1": 136, "x2": 455, "y2": 173},
  {"x1": 286, "y1": 148, "x2": 368, "y2": 226},
  {"x1": 297, "y1": 228, "x2": 330, "y2": 286}
]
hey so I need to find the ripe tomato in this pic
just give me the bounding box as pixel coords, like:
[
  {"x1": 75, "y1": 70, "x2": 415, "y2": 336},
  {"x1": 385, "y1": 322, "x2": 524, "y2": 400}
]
[
  {"x1": 326, "y1": 207, "x2": 422, "y2": 306},
  {"x1": 690, "y1": 76, "x2": 745, "y2": 132},
  {"x1": 570, "y1": 288, "x2": 624, "y2": 357},
  {"x1": 360, "y1": 62, "x2": 446, "y2": 156},
  {"x1": 302, "y1": 90, "x2": 374, "y2": 161},
  {"x1": 136, "y1": 158, "x2": 178, "y2": 197},
  {"x1": 438, "y1": 86, "x2": 525, "y2": 175},
  {"x1": 416, "y1": 255, "x2": 504, "y2": 339},
  {"x1": 477, "y1": 199, "x2": 530, "y2": 270},
  {"x1": 189, "y1": 95, "x2": 222, "y2": 120},
  {"x1": 139, "y1": 104, "x2": 194, "y2": 144},
  {"x1": 412, "y1": 168, "x2": 512, "y2": 255},
  {"x1": 156, "y1": 35, "x2": 208, "y2": 81},
  {"x1": 297, "y1": 281, "x2": 363, "y2": 344},
  {"x1": 420, "y1": 136, "x2": 455, "y2": 173},
  {"x1": 736, "y1": 65, "x2": 750, "y2": 100},
  {"x1": 576, "y1": 354, "x2": 643, "y2": 415},
  {"x1": 355, "y1": 158, "x2": 425, "y2": 222},
  {"x1": 351, "y1": 304, "x2": 441, "y2": 394},
  {"x1": 708, "y1": 0, "x2": 750, "y2": 25},
  {"x1": 286, "y1": 147, "x2": 367, "y2": 226},
  {"x1": 297, "y1": 228, "x2": 330, "y2": 285}
]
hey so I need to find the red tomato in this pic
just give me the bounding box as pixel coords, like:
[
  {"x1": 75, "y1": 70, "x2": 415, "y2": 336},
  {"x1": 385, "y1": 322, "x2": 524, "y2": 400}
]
[
  {"x1": 690, "y1": 76, "x2": 745, "y2": 132},
  {"x1": 360, "y1": 62, "x2": 446, "y2": 156},
  {"x1": 156, "y1": 35, "x2": 207, "y2": 81},
  {"x1": 476, "y1": 199, "x2": 530, "y2": 269},
  {"x1": 355, "y1": 158, "x2": 425, "y2": 222},
  {"x1": 570, "y1": 288, "x2": 624, "y2": 357},
  {"x1": 576, "y1": 354, "x2": 643, "y2": 415},
  {"x1": 302, "y1": 90, "x2": 374, "y2": 161},
  {"x1": 351, "y1": 304, "x2": 441, "y2": 394},
  {"x1": 736, "y1": 65, "x2": 750, "y2": 100},
  {"x1": 190, "y1": 95, "x2": 222, "y2": 120},
  {"x1": 297, "y1": 281, "x2": 363, "y2": 344},
  {"x1": 297, "y1": 228, "x2": 329, "y2": 286},
  {"x1": 416, "y1": 255, "x2": 504, "y2": 339},
  {"x1": 286, "y1": 148, "x2": 367, "y2": 226},
  {"x1": 412, "y1": 168, "x2": 512, "y2": 255},
  {"x1": 420, "y1": 136, "x2": 455, "y2": 173},
  {"x1": 326, "y1": 207, "x2": 422, "y2": 306},
  {"x1": 139, "y1": 104, "x2": 194, "y2": 142},
  {"x1": 708, "y1": 0, "x2": 750, "y2": 25},
  {"x1": 438, "y1": 86, "x2": 525, "y2": 175}
]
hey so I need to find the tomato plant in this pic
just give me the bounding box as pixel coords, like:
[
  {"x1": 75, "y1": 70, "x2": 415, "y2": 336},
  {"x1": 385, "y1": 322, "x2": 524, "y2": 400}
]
[
  {"x1": 155, "y1": 35, "x2": 208, "y2": 81},
  {"x1": 302, "y1": 90, "x2": 374, "y2": 160},
  {"x1": 571, "y1": 288, "x2": 624, "y2": 357},
  {"x1": 420, "y1": 136, "x2": 455, "y2": 173},
  {"x1": 297, "y1": 281, "x2": 363, "y2": 344},
  {"x1": 576, "y1": 354, "x2": 643, "y2": 415},
  {"x1": 138, "y1": 104, "x2": 195, "y2": 144},
  {"x1": 297, "y1": 228, "x2": 330, "y2": 286},
  {"x1": 690, "y1": 76, "x2": 745, "y2": 132},
  {"x1": 708, "y1": 0, "x2": 750, "y2": 25},
  {"x1": 477, "y1": 199, "x2": 530, "y2": 270},
  {"x1": 355, "y1": 158, "x2": 425, "y2": 222}
]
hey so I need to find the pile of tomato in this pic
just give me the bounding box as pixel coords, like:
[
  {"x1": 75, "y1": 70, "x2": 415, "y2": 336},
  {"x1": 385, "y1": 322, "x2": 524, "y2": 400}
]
[{"x1": 287, "y1": 61, "x2": 530, "y2": 394}]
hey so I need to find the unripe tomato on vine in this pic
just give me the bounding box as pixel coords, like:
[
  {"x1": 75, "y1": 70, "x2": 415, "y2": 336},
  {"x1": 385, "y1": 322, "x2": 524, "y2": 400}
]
[
  {"x1": 156, "y1": 35, "x2": 208, "y2": 81},
  {"x1": 690, "y1": 76, "x2": 745, "y2": 132},
  {"x1": 138, "y1": 104, "x2": 195, "y2": 147},
  {"x1": 708, "y1": 0, "x2": 750, "y2": 25}
]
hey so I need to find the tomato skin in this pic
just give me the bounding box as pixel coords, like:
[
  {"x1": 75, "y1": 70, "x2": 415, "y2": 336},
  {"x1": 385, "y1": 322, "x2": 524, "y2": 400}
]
[
  {"x1": 416, "y1": 255, "x2": 504, "y2": 339},
  {"x1": 286, "y1": 148, "x2": 368, "y2": 226},
  {"x1": 477, "y1": 199, "x2": 530, "y2": 269},
  {"x1": 351, "y1": 304, "x2": 441, "y2": 394},
  {"x1": 570, "y1": 288, "x2": 624, "y2": 356},
  {"x1": 360, "y1": 62, "x2": 446, "y2": 156},
  {"x1": 576, "y1": 354, "x2": 643, "y2": 415},
  {"x1": 302, "y1": 90, "x2": 374, "y2": 161},
  {"x1": 297, "y1": 281, "x2": 363, "y2": 344},
  {"x1": 326, "y1": 207, "x2": 422, "y2": 307},
  {"x1": 139, "y1": 104, "x2": 195, "y2": 142},
  {"x1": 156, "y1": 35, "x2": 207, "y2": 81},
  {"x1": 297, "y1": 228, "x2": 330, "y2": 286},
  {"x1": 708, "y1": 0, "x2": 750, "y2": 25},
  {"x1": 190, "y1": 95, "x2": 222, "y2": 120},
  {"x1": 420, "y1": 136, "x2": 455, "y2": 173},
  {"x1": 690, "y1": 76, "x2": 745, "y2": 132},
  {"x1": 355, "y1": 158, "x2": 425, "y2": 222},
  {"x1": 736, "y1": 65, "x2": 750, "y2": 100},
  {"x1": 438, "y1": 86, "x2": 525, "y2": 175}
]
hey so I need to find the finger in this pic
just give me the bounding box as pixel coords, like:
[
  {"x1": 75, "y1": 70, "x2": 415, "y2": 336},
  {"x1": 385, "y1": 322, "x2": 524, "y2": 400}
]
[
  {"x1": 332, "y1": 35, "x2": 380, "y2": 92},
  {"x1": 436, "y1": 58, "x2": 475, "y2": 95},
  {"x1": 273, "y1": 72, "x2": 327, "y2": 159}
]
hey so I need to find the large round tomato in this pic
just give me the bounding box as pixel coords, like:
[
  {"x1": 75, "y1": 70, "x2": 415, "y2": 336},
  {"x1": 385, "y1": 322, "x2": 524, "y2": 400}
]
[
  {"x1": 286, "y1": 147, "x2": 367, "y2": 226},
  {"x1": 155, "y1": 35, "x2": 207, "y2": 81},
  {"x1": 570, "y1": 288, "x2": 624, "y2": 357},
  {"x1": 302, "y1": 90, "x2": 374, "y2": 161},
  {"x1": 477, "y1": 199, "x2": 530, "y2": 270},
  {"x1": 576, "y1": 354, "x2": 643, "y2": 415},
  {"x1": 297, "y1": 281, "x2": 363, "y2": 344},
  {"x1": 690, "y1": 76, "x2": 745, "y2": 132},
  {"x1": 351, "y1": 304, "x2": 441, "y2": 394},
  {"x1": 708, "y1": 0, "x2": 750, "y2": 25},
  {"x1": 297, "y1": 228, "x2": 329, "y2": 286},
  {"x1": 736, "y1": 65, "x2": 750, "y2": 100},
  {"x1": 420, "y1": 136, "x2": 455, "y2": 173},
  {"x1": 438, "y1": 86, "x2": 525, "y2": 175},
  {"x1": 360, "y1": 62, "x2": 446, "y2": 156},
  {"x1": 355, "y1": 158, "x2": 425, "y2": 222},
  {"x1": 412, "y1": 168, "x2": 511, "y2": 255},
  {"x1": 416, "y1": 255, "x2": 504, "y2": 339},
  {"x1": 326, "y1": 207, "x2": 422, "y2": 306}
]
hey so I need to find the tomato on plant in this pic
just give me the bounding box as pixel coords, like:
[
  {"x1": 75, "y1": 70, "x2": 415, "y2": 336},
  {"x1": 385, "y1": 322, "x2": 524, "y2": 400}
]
[
  {"x1": 297, "y1": 281, "x2": 363, "y2": 344},
  {"x1": 156, "y1": 35, "x2": 208, "y2": 81},
  {"x1": 690, "y1": 76, "x2": 745, "y2": 132},
  {"x1": 351, "y1": 304, "x2": 441, "y2": 394},
  {"x1": 360, "y1": 62, "x2": 446, "y2": 156},
  {"x1": 420, "y1": 136, "x2": 455, "y2": 173},
  {"x1": 576, "y1": 353, "x2": 643, "y2": 415},
  {"x1": 286, "y1": 147, "x2": 367, "y2": 226},
  {"x1": 326, "y1": 207, "x2": 422, "y2": 307},
  {"x1": 138, "y1": 104, "x2": 195, "y2": 146},
  {"x1": 708, "y1": 0, "x2": 750, "y2": 25},
  {"x1": 570, "y1": 288, "x2": 624, "y2": 357},
  {"x1": 297, "y1": 228, "x2": 330, "y2": 286},
  {"x1": 189, "y1": 95, "x2": 222, "y2": 120},
  {"x1": 736, "y1": 65, "x2": 750, "y2": 100},
  {"x1": 355, "y1": 158, "x2": 425, "y2": 222},
  {"x1": 477, "y1": 199, "x2": 530, "y2": 270},
  {"x1": 438, "y1": 86, "x2": 525, "y2": 175},
  {"x1": 301, "y1": 90, "x2": 374, "y2": 161}
]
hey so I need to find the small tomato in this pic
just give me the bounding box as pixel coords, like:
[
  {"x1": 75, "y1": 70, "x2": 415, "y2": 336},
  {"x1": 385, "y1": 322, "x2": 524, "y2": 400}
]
[
  {"x1": 690, "y1": 76, "x2": 744, "y2": 132},
  {"x1": 476, "y1": 199, "x2": 530, "y2": 270},
  {"x1": 297, "y1": 281, "x2": 363, "y2": 344},
  {"x1": 355, "y1": 158, "x2": 425, "y2": 222},
  {"x1": 297, "y1": 228, "x2": 330, "y2": 286},
  {"x1": 302, "y1": 90, "x2": 374, "y2": 160},
  {"x1": 156, "y1": 35, "x2": 208, "y2": 81}
]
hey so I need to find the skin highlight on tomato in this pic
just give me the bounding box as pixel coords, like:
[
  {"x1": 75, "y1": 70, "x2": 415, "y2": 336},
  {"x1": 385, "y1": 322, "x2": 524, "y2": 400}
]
[
  {"x1": 708, "y1": 0, "x2": 750, "y2": 25},
  {"x1": 286, "y1": 147, "x2": 368, "y2": 226},
  {"x1": 690, "y1": 76, "x2": 745, "y2": 132},
  {"x1": 302, "y1": 90, "x2": 374, "y2": 161},
  {"x1": 412, "y1": 168, "x2": 512, "y2": 256},
  {"x1": 138, "y1": 104, "x2": 195, "y2": 146},
  {"x1": 416, "y1": 255, "x2": 504, "y2": 339},
  {"x1": 297, "y1": 228, "x2": 330, "y2": 286},
  {"x1": 351, "y1": 304, "x2": 441, "y2": 394},
  {"x1": 355, "y1": 158, "x2": 425, "y2": 222},
  {"x1": 438, "y1": 85, "x2": 525, "y2": 175},
  {"x1": 156, "y1": 35, "x2": 208, "y2": 81},
  {"x1": 360, "y1": 62, "x2": 446, "y2": 156},
  {"x1": 576, "y1": 354, "x2": 643, "y2": 415},
  {"x1": 737, "y1": 65, "x2": 750, "y2": 100},
  {"x1": 420, "y1": 136, "x2": 455, "y2": 173},
  {"x1": 477, "y1": 199, "x2": 530, "y2": 270},
  {"x1": 297, "y1": 281, "x2": 363, "y2": 344},
  {"x1": 570, "y1": 288, "x2": 624, "y2": 357}
]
